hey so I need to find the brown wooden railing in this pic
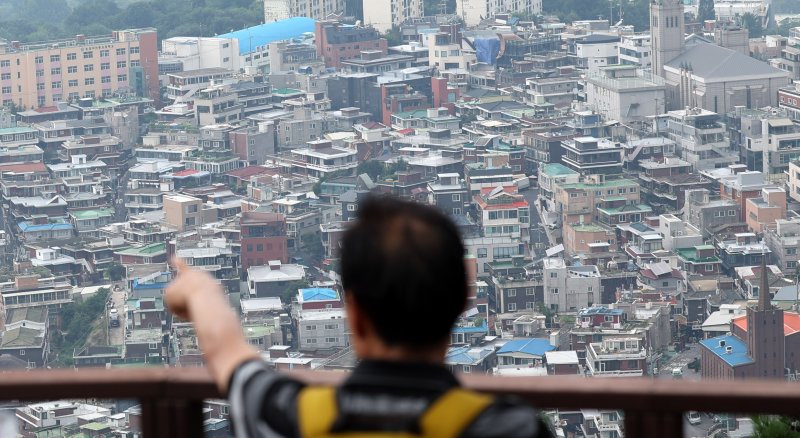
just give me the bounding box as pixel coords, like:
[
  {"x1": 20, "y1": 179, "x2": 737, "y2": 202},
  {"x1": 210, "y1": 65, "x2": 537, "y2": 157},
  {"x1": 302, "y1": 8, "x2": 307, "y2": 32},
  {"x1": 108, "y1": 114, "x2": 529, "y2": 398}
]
[{"x1": 4, "y1": 368, "x2": 800, "y2": 437}]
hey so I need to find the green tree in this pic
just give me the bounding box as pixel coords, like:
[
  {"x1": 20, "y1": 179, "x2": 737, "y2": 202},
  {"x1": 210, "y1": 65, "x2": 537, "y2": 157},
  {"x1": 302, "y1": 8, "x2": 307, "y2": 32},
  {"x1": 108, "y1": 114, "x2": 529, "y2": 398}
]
[
  {"x1": 697, "y1": 0, "x2": 715, "y2": 23},
  {"x1": 279, "y1": 279, "x2": 310, "y2": 305},
  {"x1": 356, "y1": 160, "x2": 384, "y2": 180},
  {"x1": 383, "y1": 27, "x2": 402, "y2": 47},
  {"x1": 777, "y1": 19, "x2": 800, "y2": 36},
  {"x1": 741, "y1": 12, "x2": 764, "y2": 38},
  {"x1": 753, "y1": 416, "x2": 800, "y2": 438},
  {"x1": 106, "y1": 262, "x2": 126, "y2": 281}
]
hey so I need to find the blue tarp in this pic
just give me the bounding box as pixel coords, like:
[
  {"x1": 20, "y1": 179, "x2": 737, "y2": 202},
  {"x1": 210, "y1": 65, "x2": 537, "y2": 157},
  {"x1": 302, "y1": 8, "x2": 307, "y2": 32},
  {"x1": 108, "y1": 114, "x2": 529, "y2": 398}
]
[
  {"x1": 219, "y1": 17, "x2": 316, "y2": 55},
  {"x1": 475, "y1": 37, "x2": 500, "y2": 65}
]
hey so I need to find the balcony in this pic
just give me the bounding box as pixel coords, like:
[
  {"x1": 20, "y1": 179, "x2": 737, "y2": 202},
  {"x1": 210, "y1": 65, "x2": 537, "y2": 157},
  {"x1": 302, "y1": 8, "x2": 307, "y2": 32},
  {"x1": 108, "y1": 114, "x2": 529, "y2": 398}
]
[{"x1": 5, "y1": 367, "x2": 800, "y2": 437}]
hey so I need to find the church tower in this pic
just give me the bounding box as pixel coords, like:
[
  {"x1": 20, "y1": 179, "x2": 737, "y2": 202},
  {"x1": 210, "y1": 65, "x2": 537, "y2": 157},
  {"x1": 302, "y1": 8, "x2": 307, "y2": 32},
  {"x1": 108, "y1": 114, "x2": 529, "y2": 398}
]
[
  {"x1": 745, "y1": 251, "x2": 785, "y2": 379},
  {"x1": 650, "y1": 0, "x2": 685, "y2": 77}
]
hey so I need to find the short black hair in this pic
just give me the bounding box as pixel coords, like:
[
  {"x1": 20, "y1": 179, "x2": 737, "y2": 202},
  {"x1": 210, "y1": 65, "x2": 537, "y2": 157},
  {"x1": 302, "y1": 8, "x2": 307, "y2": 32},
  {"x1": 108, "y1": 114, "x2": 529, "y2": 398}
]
[{"x1": 341, "y1": 195, "x2": 467, "y2": 348}]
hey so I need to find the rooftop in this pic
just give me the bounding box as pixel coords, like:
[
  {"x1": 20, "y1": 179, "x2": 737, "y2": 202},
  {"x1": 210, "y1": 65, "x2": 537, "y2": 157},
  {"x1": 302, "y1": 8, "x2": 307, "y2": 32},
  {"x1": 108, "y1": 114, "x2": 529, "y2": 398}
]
[
  {"x1": 497, "y1": 338, "x2": 556, "y2": 356},
  {"x1": 699, "y1": 335, "x2": 754, "y2": 367}
]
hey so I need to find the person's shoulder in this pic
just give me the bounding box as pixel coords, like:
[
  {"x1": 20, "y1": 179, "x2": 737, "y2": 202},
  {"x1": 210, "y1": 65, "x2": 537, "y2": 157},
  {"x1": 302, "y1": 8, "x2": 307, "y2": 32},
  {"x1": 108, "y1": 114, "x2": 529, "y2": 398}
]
[{"x1": 463, "y1": 396, "x2": 554, "y2": 438}]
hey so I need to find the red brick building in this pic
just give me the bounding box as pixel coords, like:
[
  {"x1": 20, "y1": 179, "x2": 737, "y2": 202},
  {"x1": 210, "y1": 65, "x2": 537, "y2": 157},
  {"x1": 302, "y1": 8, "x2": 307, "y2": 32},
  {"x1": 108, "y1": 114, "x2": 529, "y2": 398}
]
[
  {"x1": 315, "y1": 21, "x2": 387, "y2": 70},
  {"x1": 240, "y1": 211, "x2": 288, "y2": 272}
]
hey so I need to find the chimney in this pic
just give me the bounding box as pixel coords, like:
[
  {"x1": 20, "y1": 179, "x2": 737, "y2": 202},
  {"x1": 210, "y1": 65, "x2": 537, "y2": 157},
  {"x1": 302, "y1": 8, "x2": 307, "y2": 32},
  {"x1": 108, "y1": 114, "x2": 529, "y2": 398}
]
[{"x1": 760, "y1": 248, "x2": 771, "y2": 311}]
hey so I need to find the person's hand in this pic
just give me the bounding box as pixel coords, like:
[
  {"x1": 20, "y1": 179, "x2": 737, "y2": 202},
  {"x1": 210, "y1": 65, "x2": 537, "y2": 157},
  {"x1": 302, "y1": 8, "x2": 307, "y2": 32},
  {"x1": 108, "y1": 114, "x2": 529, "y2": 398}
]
[{"x1": 165, "y1": 257, "x2": 222, "y2": 320}]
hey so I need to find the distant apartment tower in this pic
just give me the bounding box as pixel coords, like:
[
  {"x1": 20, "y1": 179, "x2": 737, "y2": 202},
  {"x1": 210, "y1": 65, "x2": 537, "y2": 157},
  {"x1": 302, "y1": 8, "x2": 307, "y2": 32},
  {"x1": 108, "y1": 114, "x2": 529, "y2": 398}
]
[
  {"x1": 314, "y1": 21, "x2": 388, "y2": 69},
  {"x1": 265, "y1": 0, "x2": 343, "y2": 21},
  {"x1": 240, "y1": 211, "x2": 289, "y2": 272},
  {"x1": 363, "y1": 0, "x2": 423, "y2": 33},
  {"x1": 0, "y1": 29, "x2": 159, "y2": 110},
  {"x1": 264, "y1": 0, "x2": 291, "y2": 22},
  {"x1": 458, "y1": 0, "x2": 542, "y2": 27}
]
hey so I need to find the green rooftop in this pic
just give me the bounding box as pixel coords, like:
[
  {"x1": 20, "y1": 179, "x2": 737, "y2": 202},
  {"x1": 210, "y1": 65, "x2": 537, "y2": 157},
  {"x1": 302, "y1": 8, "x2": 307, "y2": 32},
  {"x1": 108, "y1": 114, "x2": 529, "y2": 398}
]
[
  {"x1": 81, "y1": 422, "x2": 109, "y2": 432},
  {"x1": 597, "y1": 204, "x2": 653, "y2": 214},
  {"x1": 243, "y1": 324, "x2": 277, "y2": 337},
  {"x1": 70, "y1": 208, "x2": 115, "y2": 220},
  {"x1": 676, "y1": 247, "x2": 719, "y2": 263},
  {"x1": 560, "y1": 178, "x2": 638, "y2": 190},
  {"x1": 542, "y1": 163, "x2": 578, "y2": 177},
  {"x1": 273, "y1": 88, "x2": 303, "y2": 96},
  {"x1": 115, "y1": 242, "x2": 166, "y2": 256}
]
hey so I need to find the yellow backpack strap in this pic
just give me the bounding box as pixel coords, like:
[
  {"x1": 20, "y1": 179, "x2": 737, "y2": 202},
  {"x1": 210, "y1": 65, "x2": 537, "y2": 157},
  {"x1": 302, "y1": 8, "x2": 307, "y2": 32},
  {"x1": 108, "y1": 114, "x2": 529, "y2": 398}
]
[
  {"x1": 297, "y1": 386, "x2": 339, "y2": 438},
  {"x1": 419, "y1": 389, "x2": 493, "y2": 438}
]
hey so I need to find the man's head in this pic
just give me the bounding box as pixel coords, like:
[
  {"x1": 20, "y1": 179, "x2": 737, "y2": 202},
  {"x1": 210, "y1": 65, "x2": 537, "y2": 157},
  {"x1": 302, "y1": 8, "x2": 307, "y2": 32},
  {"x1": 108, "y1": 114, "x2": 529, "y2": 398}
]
[{"x1": 341, "y1": 196, "x2": 467, "y2": 360}]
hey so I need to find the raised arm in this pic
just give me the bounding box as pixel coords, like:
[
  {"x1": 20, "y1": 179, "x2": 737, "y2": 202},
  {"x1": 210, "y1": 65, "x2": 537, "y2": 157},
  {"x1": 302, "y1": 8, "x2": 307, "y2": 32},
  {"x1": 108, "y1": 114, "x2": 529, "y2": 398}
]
[{"x1": 165, "y1": 258, "x2": 260, "y2": 394}]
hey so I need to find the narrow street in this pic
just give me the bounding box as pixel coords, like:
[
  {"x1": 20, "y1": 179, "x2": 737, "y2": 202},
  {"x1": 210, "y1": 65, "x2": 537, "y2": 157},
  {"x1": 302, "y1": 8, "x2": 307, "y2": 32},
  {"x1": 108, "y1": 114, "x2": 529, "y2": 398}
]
[{"x1": 108, "y1": 284, "x2": 127, "y2": 346}]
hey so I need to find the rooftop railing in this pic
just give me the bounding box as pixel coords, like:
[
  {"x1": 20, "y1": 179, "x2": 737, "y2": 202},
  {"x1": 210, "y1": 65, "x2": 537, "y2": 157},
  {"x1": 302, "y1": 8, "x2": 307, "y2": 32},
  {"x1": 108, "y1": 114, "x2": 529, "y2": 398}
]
[{"x1": 4, "y1": 367, "x2": 800, "y2": 437}]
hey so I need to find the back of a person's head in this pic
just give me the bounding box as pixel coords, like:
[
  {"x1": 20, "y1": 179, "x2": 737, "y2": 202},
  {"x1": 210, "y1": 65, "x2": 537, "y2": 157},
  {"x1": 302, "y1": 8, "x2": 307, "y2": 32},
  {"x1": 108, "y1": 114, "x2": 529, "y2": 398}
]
[{"x1": 341, "y1": 195, "x2": 467, "y2": 348}]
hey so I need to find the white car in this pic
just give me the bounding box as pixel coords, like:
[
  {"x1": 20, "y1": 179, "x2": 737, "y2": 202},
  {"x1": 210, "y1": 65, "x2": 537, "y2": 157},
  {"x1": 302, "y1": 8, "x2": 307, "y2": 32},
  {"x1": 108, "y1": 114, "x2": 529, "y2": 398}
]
[{"x1": 687, "y1": 411, "x2": 702, "y2": 425}]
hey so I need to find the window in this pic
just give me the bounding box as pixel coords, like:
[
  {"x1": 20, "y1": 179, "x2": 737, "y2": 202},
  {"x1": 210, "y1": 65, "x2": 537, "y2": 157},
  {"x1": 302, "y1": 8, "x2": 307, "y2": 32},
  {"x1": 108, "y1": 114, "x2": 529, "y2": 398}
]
[
  {"x1": 51, "y1": 81, "x2": 61, "y2": 89},
  {"x1": 629, "y1": 187, "x2": 636, "y2": 193},
  {"x1": 101, "y1": 62, "x2": 110, "y2": 70},
  {"x1": 68, "y1": 80, "x2": 78, "y2": 87},
  {"x1": 452, "y1": 194, "x2": 461, "y2": 202},
  {"x1": 305, "y1": 325, "x2": 316, "y2": 331},
  {"x1": 117, "y1": 74, "x2": 127, "y2": 82},
  {"x1": 221, "y1": 405, "x2": 230, "y2": 415},
  {"x1": 148, "y1": 343, "x2": 158, "y2": 350},
  {"x1": 36, "y1": 83, "x2": 44, "y2": 90},
  {"x1": 256, "y1": 244, "x2": 263, "y2": 252},
  {"x1": 787, "y1": 248, "x2": 797, "y2": 255},
  {"x1": 463, "y1": 366, "x2": 471, "y2": 373},
  {"x1": 324, "y1": 324, "x2": 338, "y2": 330},
  {"x1": 51, "y1": 67, "x2": 61, "y2": 75},
  {"x1": 0, "y1": 60, "x2": 8, "y2": 67},
  {"x1": 728, "y1": 210, "x2": 736, "y2": 216},
  {"x1": 223, "y1": 57, "x2": 230, "y2": 62},
  {"x1": 66, "y1": 53, "x2": 76, "y2": 60},
  {"x1": 705, "y1": 264, "x2": 714, "y2": 271},
  {"x1": 36, "y1": 70, "x2": 44, "y2": 77},
  {"x1": 347, "y1": 204, "x2": 357, "y2": 212},
  {"x1": 453, "y1": 208, "x2": 462, "y2": 215},
  {"x1": 306, "y1": 338, "x2": 317, "y2": 344},
  {"x1": 19, "y1": 350, "x2": 25, "y2": 356},
  {"x1": 325, "y1": 337, "x2": 338, "y2": 343},
  {"x1": 1, "y1": 87, "x2": 10, "y2": 94},
  {"x1": 507, "y1": 303, "x2": 516, "y2": 311},
  {"x1": 100, "y1": 49, "x2": 109, "y2": 57},
  {"x1": 507, "y1": 289, "x2": 516, "y2": 297},
  {"x1": 84, "y1": 64, "x2": 94, "y2": 72},
  {"x1": 477, "y1": 248, "x2": 487, "y2": 258},
  {"x1": 605, "y1": 316, "x2": 614, "y2": 322},
  {"x1": 83, "y1": 51, "x2": 93, "y2": 59},
  {"x1": 0, "y1": 73, "x2": 9, "y2": 81},
  {"x1": 549, "y1": 272, "x2": 557, "y2": 278},
  {"x1": 130, "y1": 46, "x2": 139, "y2": 54},
  {"x1": 662, "y1": 281, "x2": 669, "y2": 287},
  {"x1": 84, "y1": 78, "x2": 94, "y2": 85},
  {"x1": 34, "y1": 56, "x2": 43, "y2": 64},
  {"x1": 116, "y1": 48, "x2": 126, "y2": 56},
  {"x1": 550, "y1": 288, "x2": 559, "y2": 294},
  {"x1": 67, "y1": 66, "x2": 77, "y2": 74},
  {"x1": 117, "y1": 61, "x2": 127, "y2": 68}
]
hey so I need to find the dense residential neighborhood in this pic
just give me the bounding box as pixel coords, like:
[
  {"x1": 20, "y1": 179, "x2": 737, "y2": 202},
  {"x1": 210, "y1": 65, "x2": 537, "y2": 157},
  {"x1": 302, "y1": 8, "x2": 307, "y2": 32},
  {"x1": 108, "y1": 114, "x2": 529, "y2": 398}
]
[{"x1": 0, "y1": 0, "x2": 799, "y2": 435}]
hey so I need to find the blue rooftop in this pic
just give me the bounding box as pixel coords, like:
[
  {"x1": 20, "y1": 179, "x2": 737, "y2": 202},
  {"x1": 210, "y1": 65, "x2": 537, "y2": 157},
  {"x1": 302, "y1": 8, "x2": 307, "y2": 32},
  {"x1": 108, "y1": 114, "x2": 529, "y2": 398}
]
[
  {"x1": 219, "y1": 18, "x2": 316, "y2": 55},
  {"x1": 18, "y1": 221, "x2": 73, "y2": 232},
  {"x1": 300, "y1": 287, "x2": 339, "y2": 302},
  {"x1": 700, "y1": 335, "x2": 754, "y2": 367},
  {"x1": 446, "y1": 345, "x2": 493, "y2": 365},
  {"x1": 452, "y1": 320, "x2": 488, "y2": 334},
  {"x1": 579, "y1": 307, "x2": 625, "y2": 316},
  {"x1": 497, "y1": 338, "x2": 556, "y2": 357}
]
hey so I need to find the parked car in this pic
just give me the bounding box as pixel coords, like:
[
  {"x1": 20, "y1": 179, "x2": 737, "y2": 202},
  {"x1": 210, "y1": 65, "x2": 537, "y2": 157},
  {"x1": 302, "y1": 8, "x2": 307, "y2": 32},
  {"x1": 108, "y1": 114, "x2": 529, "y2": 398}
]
[
  {"x1": 687, "y1": 411, "x2": 702, "y2": 425},
  {"x1": 672, "y1": 367, "x2": 683, "y2": 379},
  {"x1": 109, "y1": 308, "x2": 120, "y2": 327}
]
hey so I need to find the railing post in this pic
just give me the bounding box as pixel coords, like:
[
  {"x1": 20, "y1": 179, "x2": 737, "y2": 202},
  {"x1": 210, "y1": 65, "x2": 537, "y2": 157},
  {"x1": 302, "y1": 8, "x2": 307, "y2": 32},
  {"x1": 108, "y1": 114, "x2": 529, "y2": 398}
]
[
  {"x1": 625, "y1": 410, "x2": 684, "y2": 438},
  {"x1": 141, "y1": 397, "x2": 205, "y2": 438}
]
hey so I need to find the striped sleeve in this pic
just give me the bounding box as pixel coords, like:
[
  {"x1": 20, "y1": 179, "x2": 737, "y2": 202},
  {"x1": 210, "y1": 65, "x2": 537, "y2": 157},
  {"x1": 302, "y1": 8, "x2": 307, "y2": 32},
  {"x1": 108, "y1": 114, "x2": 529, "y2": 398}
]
[{"x1": 228, "y1": 360, "x2": 304, "y2": 438}]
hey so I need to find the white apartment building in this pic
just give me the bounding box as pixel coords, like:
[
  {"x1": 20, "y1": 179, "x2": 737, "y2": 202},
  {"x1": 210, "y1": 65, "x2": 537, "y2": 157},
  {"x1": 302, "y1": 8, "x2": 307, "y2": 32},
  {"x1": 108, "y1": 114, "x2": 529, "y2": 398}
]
[
  {"x1": 585, "y1": 337, "x2": 648, "y2": 378},
  {"x1": 618, "y1": 34, "x2": 651, "y2": 69},
  {"x1": 666, "y1": 107, "x2": 737, "y2": 170},
  {"x1": 765, "y1": 218, "x2": 800, "y2": 275},
  {"x1": 296, "y1": 308, "x2": 348, "y2": 352},
  {"x1": 159, "y1": 37, "x2": 243, "y2": 78},
  {"x1": 364, "y1": 0, "x2": 424, "y2": 33},
  {"x1": 655, "y1": 213, "x2": 702, "y2": 252},
  {"x1": 457, "y1": 0, "x2": 542, "y2": 27},
  {"x1": 264, "y1": 0, "x2": 343, "y2": 21},
  {"x1": 585, "y1": 65, "x2": 665, "y2": 124},
  {"x1": 542, "y1": 257, "x2": 601, "y2": 312}
]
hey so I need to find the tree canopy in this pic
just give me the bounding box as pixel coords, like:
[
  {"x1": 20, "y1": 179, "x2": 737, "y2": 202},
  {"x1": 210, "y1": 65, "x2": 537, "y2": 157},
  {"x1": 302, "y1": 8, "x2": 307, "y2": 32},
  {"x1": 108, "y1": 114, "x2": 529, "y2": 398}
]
[
  {"x1": 0, "y1": 0, "x2": 264, "y2": 42},
  {"x1": 697, "y1": 0, "x2": 715, "y2": 23},
  {"x1": 542, "y1": 0, "x2": 652, "y2": 31}
]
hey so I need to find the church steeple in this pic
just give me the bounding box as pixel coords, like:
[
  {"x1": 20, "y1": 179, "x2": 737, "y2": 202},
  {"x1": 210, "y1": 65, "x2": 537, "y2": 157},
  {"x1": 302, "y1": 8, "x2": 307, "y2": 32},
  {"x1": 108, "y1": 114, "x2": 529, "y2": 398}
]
[
  {"x1": 759, "y1": 248, "x2": 771, "y2": 311},
  {"x1": 650, "y1": 0, "x2": 685, "y2": 77}
]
